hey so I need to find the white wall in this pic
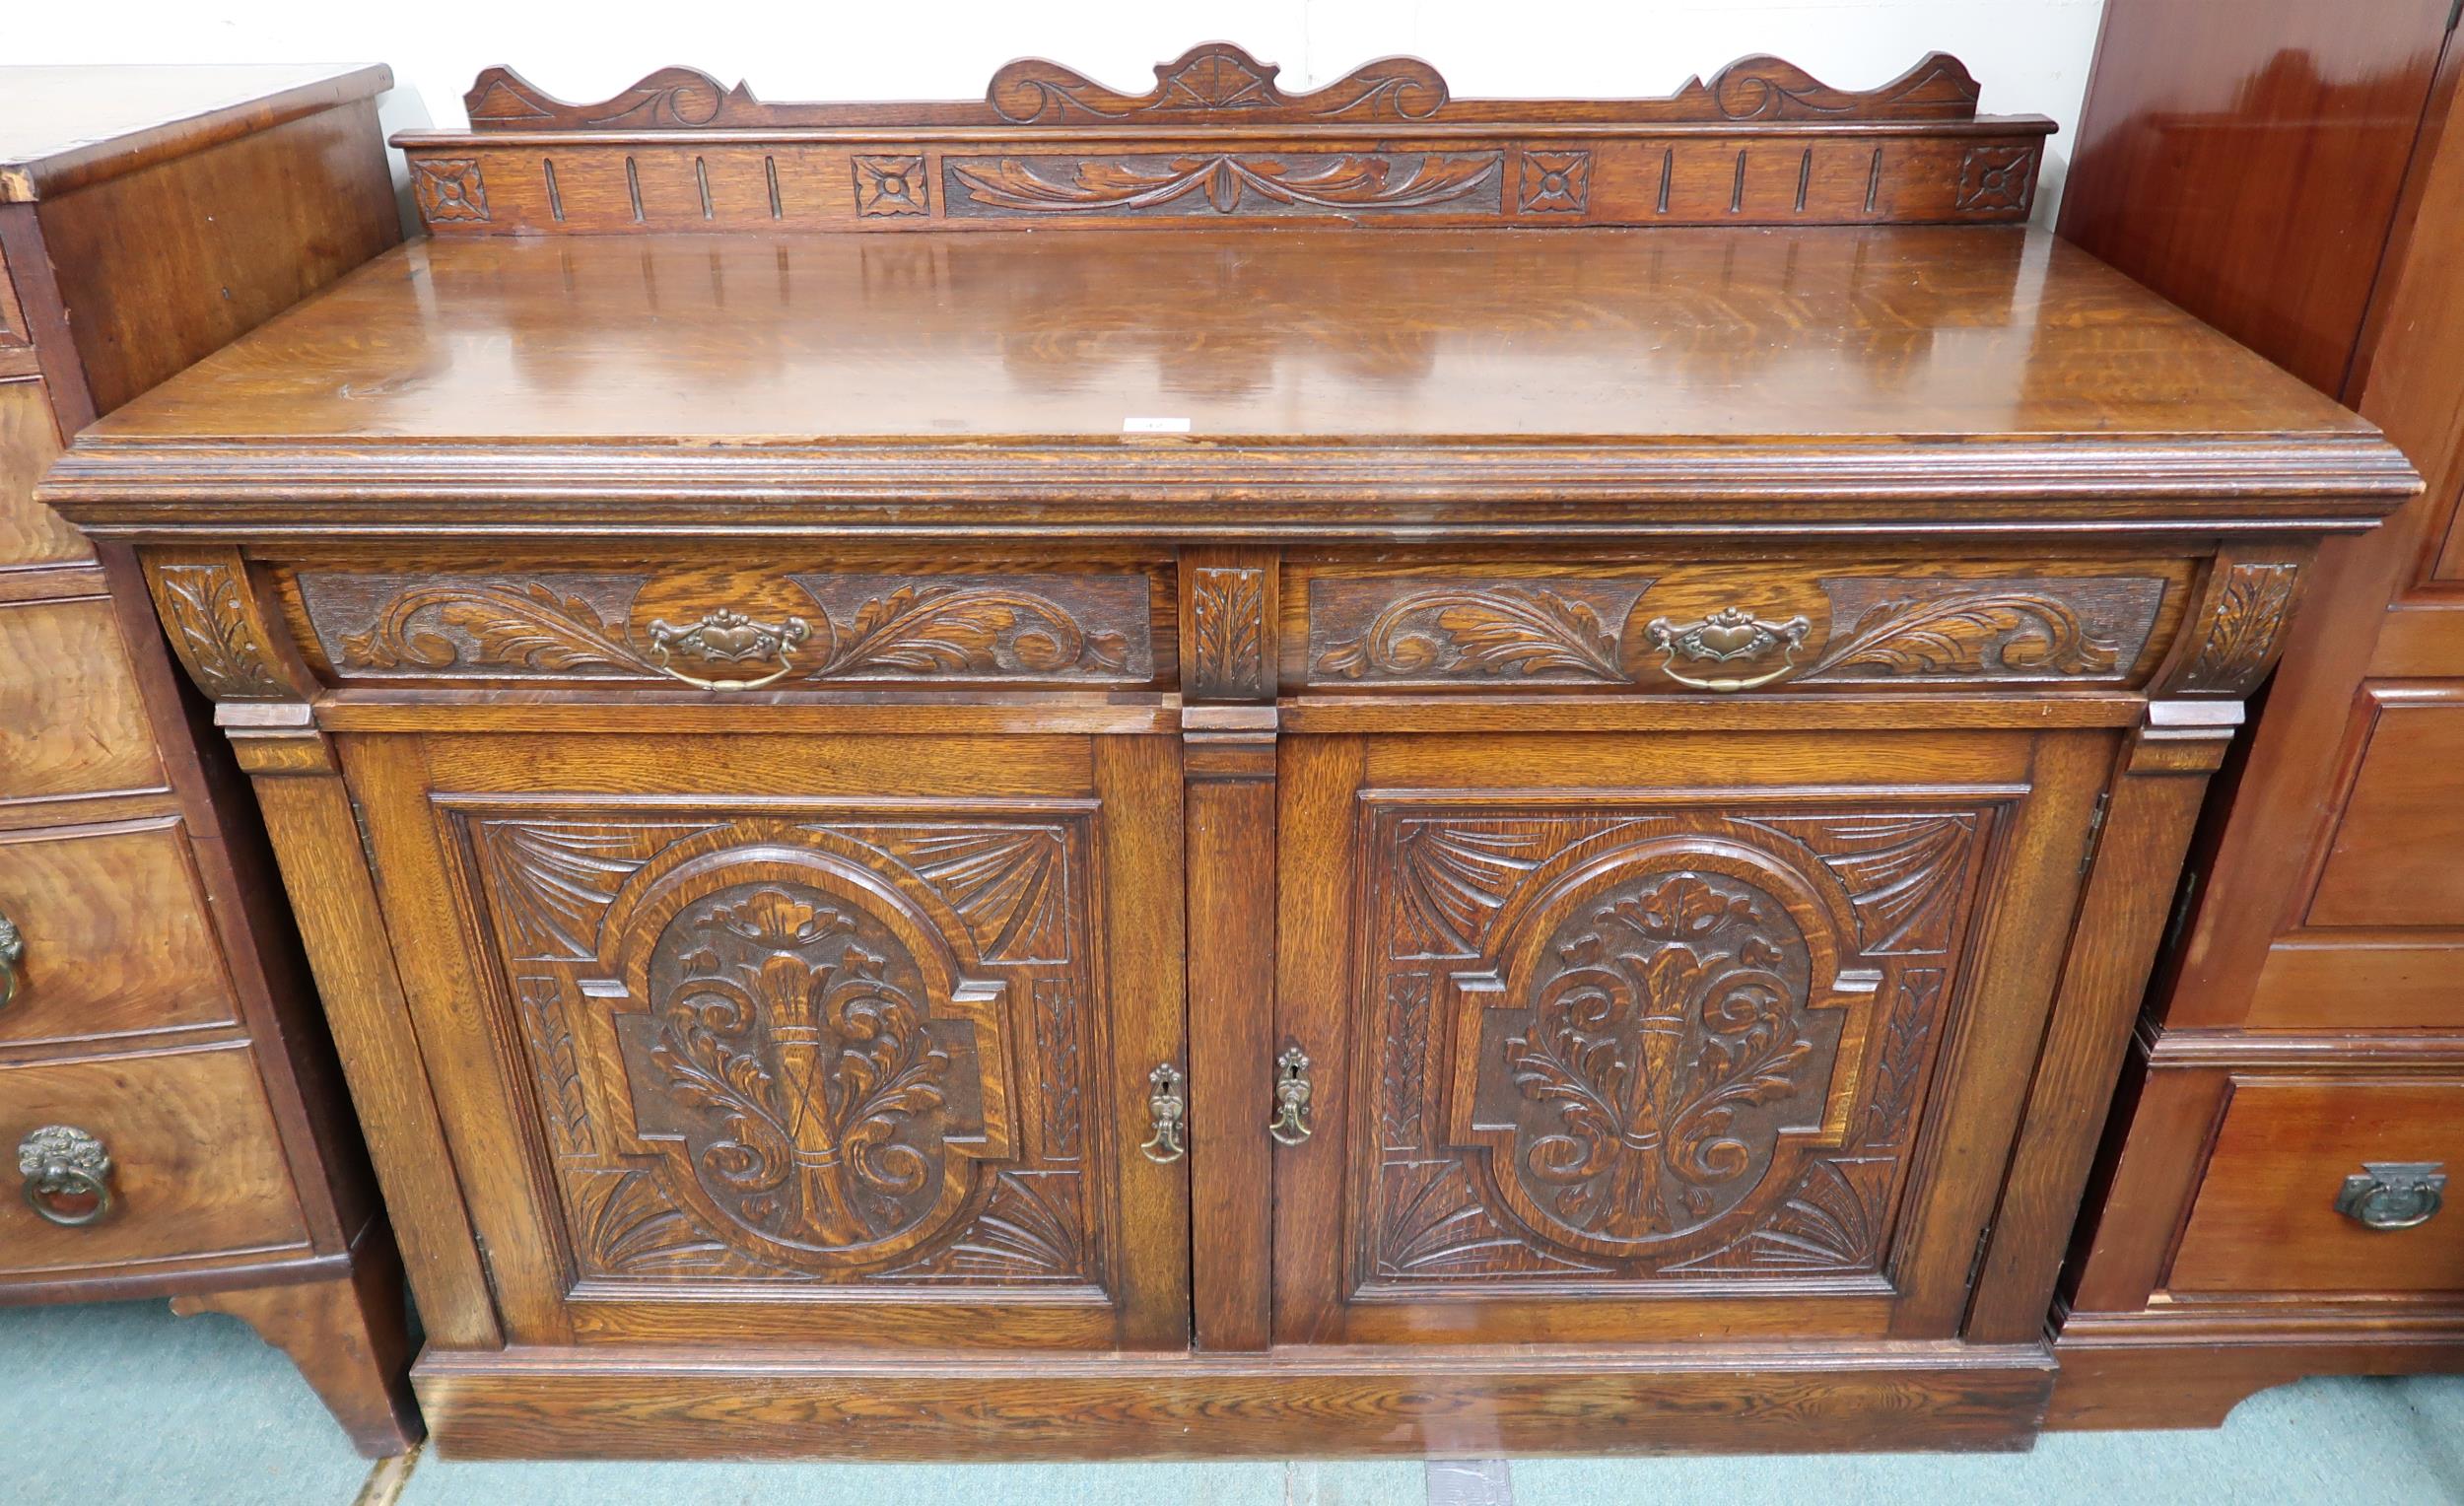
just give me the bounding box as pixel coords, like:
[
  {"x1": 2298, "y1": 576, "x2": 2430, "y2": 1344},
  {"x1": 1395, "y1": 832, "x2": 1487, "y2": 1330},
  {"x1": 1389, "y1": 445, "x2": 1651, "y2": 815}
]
[{"x1": 12, "y1": 0, "x2": 2108, "y2": 222}]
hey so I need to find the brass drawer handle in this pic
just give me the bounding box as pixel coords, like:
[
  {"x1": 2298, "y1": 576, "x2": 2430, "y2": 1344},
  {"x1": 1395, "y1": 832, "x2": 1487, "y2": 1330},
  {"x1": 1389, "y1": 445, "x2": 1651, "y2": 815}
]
[
  {"x1": 0, "y1": 912, "x2": 20, "y2": 1011},
  {"x1": 1644, "y1": 607, "x2": 1813, "y2": 692},
  {"x1": 646, "y1": 608, "x2": 812, "y2": 691},
  {"x1": 18, "y1": 1125, "x2": 112, "y2": 1228},
  {"x1": 1268, "y1": 1047, "x2": 1314, "y2": 1145},
  {"x1": 1139, "y1": 1063, "x2": 1186, "y2": 1164},
  {"x1": 2336, "y1": 1161, "x2": 2445, "y2": 1231}
]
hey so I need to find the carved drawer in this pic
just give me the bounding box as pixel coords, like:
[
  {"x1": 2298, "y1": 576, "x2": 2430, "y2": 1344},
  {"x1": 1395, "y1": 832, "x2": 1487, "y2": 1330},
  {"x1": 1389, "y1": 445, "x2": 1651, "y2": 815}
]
[
  {"x1": 268, "y1": 552, "x2": 1173, "y2": 695},
  {"x1": 0, "y1": 819, "x2": 243, "y2": 1051},
  {"x1": 1290, "y1": 556, "x2": 2199, "y2": 695},
  {"x1": 0, "y1": 593, "x2": 165, "y2": 806},
  {"x1": 0, "y1": 1042, "x2": 309, "y2": 1278},
  {"x1": 2166, "y1": 1076, "x2": 2463, "y2": 1296}
]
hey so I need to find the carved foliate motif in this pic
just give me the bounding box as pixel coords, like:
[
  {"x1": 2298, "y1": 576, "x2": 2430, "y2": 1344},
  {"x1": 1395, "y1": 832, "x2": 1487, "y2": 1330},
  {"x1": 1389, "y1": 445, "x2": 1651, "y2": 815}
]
[
  {"x1": 1357, "y1": 804, "x2": 1986, "y2": 1288},
  {"x1": 988, "y1": 44, "x2": 1450, "y2": 125},
  {"x1": 148, "y1": 563, "x2": 292, "y2": 700},
  {"x1": 1188, "y1": 567, "x2": 1267, "y2": 700},
  {"x1": 308, "y1": 571, "x2": 1149, "y2": 685},
  {"x1": 2173, "y1": 562, "x2": 2302, "y2": 695},
  {"x1": 1312, "y1": 580, "x2": 1651, "y2": 684},
  {"x1": 854, "y1": 155, "x2": 929, "y2": 216},
  {"x1": 459, "y1": 811, "x2": 1104, "y2": 1292},
  {"x1": 1518, "y1": 151, "x2": 1593, "y2": 214},
  {"x1": 411, "y1": 158, "x2": 490, "y2": 222},
  {"x1": 944, "y1": 153, "x2": 1503, "y2": 219},
  {"x1": 1805, "y1": 577, "x2": 2166, "y2": 682},
  {"x1": 1955, "y1": 146, "x2": 2037, "y2": 213}
]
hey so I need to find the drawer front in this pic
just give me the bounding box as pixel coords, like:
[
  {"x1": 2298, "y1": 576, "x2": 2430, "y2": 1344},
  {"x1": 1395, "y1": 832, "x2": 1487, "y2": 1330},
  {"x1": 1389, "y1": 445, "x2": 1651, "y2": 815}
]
[
  {"x1": 1, "y1": 378, "x2": 91, "y2": 569},
  {"x1": 1290, "y1": 556, "x2": 2192, "y2": 695},
  {"x1": 278, "y1": 551, "x2": 1172, "y2": 693},
  {"x1": 0, "y1": 593, "x2": 165, "y2": 805},
  {"x1": 0, "y1": 1043, "x2": 308, "y2": 1278},
  {"x1": 2169, "y1": 1077, "x2": 2464, "y2": 1295},
  {"x1": 0, "y1": 818, "x2": 242, "y2": 1050}
]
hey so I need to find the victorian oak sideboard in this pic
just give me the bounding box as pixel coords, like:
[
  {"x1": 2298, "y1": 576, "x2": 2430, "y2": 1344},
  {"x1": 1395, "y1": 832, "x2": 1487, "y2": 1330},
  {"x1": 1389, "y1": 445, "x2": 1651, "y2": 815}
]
[
  {"x1": 41, "y1": 48, "x2": 2420, "y2": 1458},
  {"x1": 2046, "y1": 0, "x2": 2464, "y2": 1425},
  {"x1": 0, "y1": 66, "x2": 416, "y2": 1454}
]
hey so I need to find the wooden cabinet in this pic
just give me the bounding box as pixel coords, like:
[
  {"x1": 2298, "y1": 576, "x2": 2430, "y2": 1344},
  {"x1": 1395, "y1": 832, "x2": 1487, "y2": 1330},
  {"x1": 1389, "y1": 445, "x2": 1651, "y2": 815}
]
[
  {"x1": 2053, "y1": 1, "x2": 2464, "y2": 1427},
  {"x1": 0, "y1": 67, "x2": 416, "y2": 1455},
  {"x1": 42, "y1": 46, "x2": 2416, "y2": 1459}
]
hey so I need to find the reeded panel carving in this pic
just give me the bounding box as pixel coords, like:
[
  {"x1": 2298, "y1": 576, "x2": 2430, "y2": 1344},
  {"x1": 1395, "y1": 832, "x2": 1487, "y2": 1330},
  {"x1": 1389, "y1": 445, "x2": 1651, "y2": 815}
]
[
  {"x1": 298, "y1": 570, "x2": 1152, "y2": 686},
  {"x1": 1355, "y1": 801, "x2": 1993, "y2": 1293},
  {"x1": 454, "y1": 808, "x2": 1108, "y2": 1296}
]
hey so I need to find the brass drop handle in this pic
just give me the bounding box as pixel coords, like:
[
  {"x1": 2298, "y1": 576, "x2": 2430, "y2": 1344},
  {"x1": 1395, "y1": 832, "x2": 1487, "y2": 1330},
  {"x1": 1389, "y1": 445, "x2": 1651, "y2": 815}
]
[
  {"x1": 1644, "y1": 607, "x2": 1814, "y2": 693},
  {"x1": 1139, "y1": 1063, "x2": 1187, "y2": 1164},
  {"x1": 0, "y1": 912, "x2": 21, "y2": 1011},
  {"x1": 645, "y1": 608, "x2": 812, "y2": 691},
  {"x1": 1268, "y1": 1047, "x2": 1314, "y2": 1146},
  {"x1": 18, "y1": 1125, "x2": 112, "y2": 1228},
  {"x1": 2336, "y1": 1162, "x2": 2445, "y2": 1231}
]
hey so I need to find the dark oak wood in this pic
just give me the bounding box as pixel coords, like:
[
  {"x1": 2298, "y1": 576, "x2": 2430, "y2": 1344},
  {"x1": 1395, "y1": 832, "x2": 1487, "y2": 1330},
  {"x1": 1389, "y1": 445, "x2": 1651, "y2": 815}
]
[
  {"x1": 38, "y1": 47, "x2": 2414, "y2": 1458},
  {"x1": 2053, "y1": 0, "x2": 2464, "y2": 1417},
  {"x1": 0, "y1": 67, "x2": 417, "y2": 1455}
]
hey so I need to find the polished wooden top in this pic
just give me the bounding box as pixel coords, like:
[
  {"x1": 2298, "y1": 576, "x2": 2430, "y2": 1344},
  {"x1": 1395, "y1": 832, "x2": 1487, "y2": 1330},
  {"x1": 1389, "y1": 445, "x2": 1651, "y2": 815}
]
[
  {"x1": 47, "y1": 224, "x2": 2414, "y2": 535},
  {"x1": 0, "y1": 64, "x2": 392, "y2": 201}
]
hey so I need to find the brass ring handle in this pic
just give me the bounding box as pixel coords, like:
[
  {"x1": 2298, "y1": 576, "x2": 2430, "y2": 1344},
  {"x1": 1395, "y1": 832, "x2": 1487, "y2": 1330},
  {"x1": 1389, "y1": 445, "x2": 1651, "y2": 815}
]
[
  {"x1": 2336, "y1": 1162, "x2": 2445, "y2": 1231},
  {"x1": 1139, "y1": 1063, "x2": 1186, "y2": 1164},
  {"x1": 1268, "y1": 1047, "x2": 1314, "y2": 1146},
  {"x1": 1644, "y1": 608, "x2": 1813, "y2": 693},
  {"x1": 646, "y1": 609, "x2": 812, "y2": 692},
  {"x1": 18, "y1": 1125, "x2": 112, "y2": 1228},
  {"x1": 0, "y1": 912, "x2": 21, "y2": 1012}
]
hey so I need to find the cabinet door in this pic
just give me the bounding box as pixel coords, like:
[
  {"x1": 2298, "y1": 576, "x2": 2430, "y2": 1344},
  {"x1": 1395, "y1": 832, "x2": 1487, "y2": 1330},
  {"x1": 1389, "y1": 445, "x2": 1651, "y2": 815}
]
[
  {"x1": 345, "y1": 731, "x2": 1187, "y2": 1350},
  {"x1": 1275, "y1": 729, "x2": 2110, "y2": 1344}
]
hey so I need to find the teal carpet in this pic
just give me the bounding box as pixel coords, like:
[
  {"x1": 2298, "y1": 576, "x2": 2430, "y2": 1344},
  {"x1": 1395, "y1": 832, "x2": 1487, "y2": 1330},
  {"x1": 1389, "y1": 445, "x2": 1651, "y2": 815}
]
[{"x1": 2, "y1": 1299, "x2": 2456, "y2": 1504}]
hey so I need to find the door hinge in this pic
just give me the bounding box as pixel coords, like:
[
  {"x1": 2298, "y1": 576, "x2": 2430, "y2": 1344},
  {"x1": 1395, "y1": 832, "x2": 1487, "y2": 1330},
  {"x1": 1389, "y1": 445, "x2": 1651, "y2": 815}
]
[
  {"x1": 1966, "y1": 1223, "x2": 1995, "y2": 1289},
  {"x1": 2078, "y1": 790, "x2": 2112, "y2": 875}
]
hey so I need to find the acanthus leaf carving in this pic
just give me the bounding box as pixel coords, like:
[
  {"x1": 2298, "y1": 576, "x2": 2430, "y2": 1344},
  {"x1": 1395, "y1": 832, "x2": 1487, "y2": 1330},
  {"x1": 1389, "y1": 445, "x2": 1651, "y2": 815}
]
[
  {"x1": 1314, "y1": 582, "x2": 1643, "y2": 684},
  {"x1": 1189, "y1": 566, "x2": 1266, "y2": 699},
  {"x1": 946, "y1": 152, "x2": 1501, "y2": 218},
  {"x1": 791, "y1": 579, "x2": 1133, "y2": 678},
  {"x1": 2174, "y1": 562, "x2": 2302, "y2": 695},
  {"x1": 149, "y1": 563, "x2": 292, "y2": 700},
  {"x1": 1807, "y1": 582, "x2": 2141, "y2": 681}
]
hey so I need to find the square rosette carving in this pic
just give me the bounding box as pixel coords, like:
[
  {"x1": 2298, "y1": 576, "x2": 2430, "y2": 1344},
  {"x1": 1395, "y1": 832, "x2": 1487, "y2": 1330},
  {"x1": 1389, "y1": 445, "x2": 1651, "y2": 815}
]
[
  {"x1": 413, "y1": 158, "x2": 491, "y2": 223},
  {"x1": 1955, "y1": 147, "x2": 2036, "y2": 213},
  {"x1": 1518, "y1": 150, "x2": 1593, "y2": 214},
  {"x1": 855, "y1": 155, "x2": 932, "y2": 217}
]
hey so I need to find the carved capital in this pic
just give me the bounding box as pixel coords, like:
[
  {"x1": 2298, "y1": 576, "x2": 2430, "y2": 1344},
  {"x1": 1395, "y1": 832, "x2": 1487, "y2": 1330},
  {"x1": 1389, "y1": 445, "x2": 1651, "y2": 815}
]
[
  {"x1": 1182, "y1": 552, "x2": 1276, "y2": 701},
  {"x1": 142, "y1": 550, "x2": 312, "y2": 704},
  {"x1": 2161, "y1": 557, "x2": 2307, "y2": 698}
]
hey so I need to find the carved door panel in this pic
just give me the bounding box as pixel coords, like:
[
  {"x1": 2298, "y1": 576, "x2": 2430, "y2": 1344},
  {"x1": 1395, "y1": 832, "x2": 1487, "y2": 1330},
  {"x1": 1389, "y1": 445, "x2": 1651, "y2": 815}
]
[
  {"x1": 1274, "y1": 729, "x2": 2112, "y2": 1345},
  {"x1": 344, "y1": 732, "x2": 1186, "y2": 1350}
]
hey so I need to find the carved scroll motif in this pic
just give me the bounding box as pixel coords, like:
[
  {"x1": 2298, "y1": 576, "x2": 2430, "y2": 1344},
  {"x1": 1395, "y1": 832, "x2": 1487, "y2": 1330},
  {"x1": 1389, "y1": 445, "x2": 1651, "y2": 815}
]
[
  {"x1": 1805, "y1": 577, "x2": 2166, "y2": 681},
  {"x1": 1311, "y1": 580, "x2": 1651, "y2": 684},
  {"x1": 989, "y1": 44, "x2": 1450, "y2": 125},
  {"x1": 310, "y1": 572, "x2": 1148, "y2": 684}
]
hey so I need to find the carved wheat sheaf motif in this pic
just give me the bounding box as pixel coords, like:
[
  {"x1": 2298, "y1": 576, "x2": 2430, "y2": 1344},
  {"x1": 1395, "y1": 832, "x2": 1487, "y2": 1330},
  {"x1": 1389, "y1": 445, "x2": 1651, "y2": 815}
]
[
  {"x1": 2175, "y1": 562, "x2": 2302, "y2": 695},
  {"x1": 318, "y1": 572, "x2": 1142, "y2": 684},
  {"x1": 513, "y1": 974, "x2": 592, "y2": 1156},
  {"x1": 150, "y1": 564, "x2": 289, "y2": 699},
  {"x1": 946, "y1": 152, "x2": 1502, "y2": 218},
  {"x1": 1314, "y1": 581, "x2": 1648, "y2": 684}
]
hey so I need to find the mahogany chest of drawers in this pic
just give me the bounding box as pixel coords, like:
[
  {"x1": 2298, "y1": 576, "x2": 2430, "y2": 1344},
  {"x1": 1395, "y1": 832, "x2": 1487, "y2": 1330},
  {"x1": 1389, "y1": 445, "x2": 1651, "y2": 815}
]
[
  {"x1": 42, "y1": 46, "x2": 2419, "y2": 1457},
  {"x1": 0, "y1": 65, "x2": 415, "y2": 1453}
]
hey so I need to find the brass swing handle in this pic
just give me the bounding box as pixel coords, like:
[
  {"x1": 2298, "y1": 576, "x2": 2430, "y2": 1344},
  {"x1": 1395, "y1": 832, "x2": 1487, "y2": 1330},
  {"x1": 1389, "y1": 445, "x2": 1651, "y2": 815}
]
[
  {"x1": 1268, "y1": 1047, "x2": 1314, "y2": 1146},
  {"x1": 646, "y1": 609, "x2": 811, "y2": 692},
  {"x1": 1645, "y1": 608, "x2": 1814, "y2": 693},
  {"x1": 0, "y1": 911, "x2": 21, "y2": 1012},
  {"x1": 1139, "y1": 1063, "x2": 1187, "y2": 1164},
  {"x1": 19, "y1": 1125, "x2": 112, "y2": 1228},
  {"x1": 2336, "y1": 1162, "x2": 2445, "y2": 1231}
]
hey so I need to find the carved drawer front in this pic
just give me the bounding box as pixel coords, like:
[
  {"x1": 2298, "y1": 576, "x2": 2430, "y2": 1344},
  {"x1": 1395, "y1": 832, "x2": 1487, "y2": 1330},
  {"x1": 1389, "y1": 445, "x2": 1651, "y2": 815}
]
[
  {"x1": 286, "y1": 558, "x2": 1165, "y2": 692},
  {"x1": 0, "y1": 594, "x2": 165, "y2": 805},
  {"x1": 1296, "y1": 559, "x2": 2187, "y2": 694},
  {"x1": 1277, "y1": 729, "x2": 2109, "y2": 1345},
  {"x1": 1, "y1": 379, "x2": 91, "y2": 569},
  {"x1": 348, "y1": 731, "x2": 1186, "y2": 1349},
  {"x1": 0, "y1": 1043, "x2": 309, "y2": 1278},
  {"x1": 2168, "y1": 1077, "x2": 2464, "y2": 1296},
  {"x1": 0, "y1": 819, "x2": 242, "y2": 1050}
]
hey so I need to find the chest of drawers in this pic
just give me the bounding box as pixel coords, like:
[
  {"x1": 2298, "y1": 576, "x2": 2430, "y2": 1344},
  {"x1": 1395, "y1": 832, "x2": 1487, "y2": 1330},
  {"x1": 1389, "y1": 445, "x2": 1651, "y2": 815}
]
[
  {"x1": 42, "y1": 45, "x2": 2418, "y2": 1458},
  {"x1": 1, "y1": 65, "x2": 415, "y2": 1455}
]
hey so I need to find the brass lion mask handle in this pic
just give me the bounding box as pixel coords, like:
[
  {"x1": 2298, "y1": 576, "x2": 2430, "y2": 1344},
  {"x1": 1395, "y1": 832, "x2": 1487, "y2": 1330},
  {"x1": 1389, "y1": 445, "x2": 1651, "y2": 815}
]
[{"x1": 19, "y1": 1125, "x2": 112, "y2": 1228}]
